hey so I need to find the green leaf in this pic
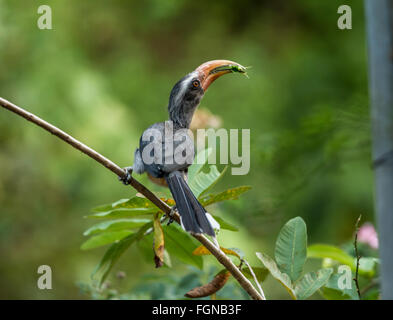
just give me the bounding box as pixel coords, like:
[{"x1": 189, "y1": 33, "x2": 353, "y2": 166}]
[
  {"x1": 320, "y1": 272, "x2": 359, "y2": 300},
  {"x1": 294, "y1": 268, "x2": 333, "y2": 300},
  {"x1": 307, "y1": 244, "x2": 354, "y2": 266},
  {"x1": 80, "y1": 230, "x2": 133, "y2": 250},
  {"x1": 163, "y1": 249, "x2": 172, "y2": 268},
  {"x1": 307, "y1": 244, "x2": 377, "y2": 277},
  {"x1": 92, "y1": 233, "x2": 137, "y2": 286},
  {"x1": 163, "y1": 225, "x2": 203, "y2": 269},
  {"x1": 86, "y1": 208, "x2": 157, "y2": 219},
  {"x1": 92, "y1": 222, "x2": 152, "y2": 286},
  {"x1": 256, "y1": 252, "x2": 297, "y2": 299},
  {"x1": 92, "y1": 196, "x2": 156, "y2": 212},
  {"x1": 321, "y1": 287, "x2": 355, "y2": 300},
  {"x1": 211, "y1": 215, "x2": 239, "y2": 232},
  {"x1": 83, "y1": 219, "x2": 151, "y2": 236},
  {"x1": 199, "y1": 186, "x2": 252, "y2": 207},
  {"x1": 189, "y1": 165, "x2": 227, "y2": 198},
  {"x1": 188, "y1": 148, "x2": 213, "y2": 182},
  {"x1": 358, "y1": 257, "x2": 379, "y2": 277},
  {"x1": 241, "y1": 267, "x2": 269, "y2": 282},
  {"x1": 275, "y1": 217, "x2": 307, "y2": 282},
  {"x1": 137, "y1": 233, "x2": 154, "y2": 262}
]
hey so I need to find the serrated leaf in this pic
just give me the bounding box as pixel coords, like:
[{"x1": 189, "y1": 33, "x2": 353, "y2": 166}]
[
  {"x1": 164, "y1": 225, "x2": 203, "y2": 269},
  {"x1": 83, "y1": 219, "x2": 151, "y2": 236},
  {"x1": 256, "y1": 252, "x2": 297, "y2": 299},
  {"x1": 241, "y1": 267, "x2": 269, "y2": 282},
  {"x1": 189, "y1": 165, "x2": 227, "y2": 198},
  {"x1": 92, "y1": 198, "x2": 129, "y2": 212},
  {"x1": 86, "y1": 208, "x2": 157, "y2": 219},
  {"x1": 153, "y1": 213, "x2": 165, "y2": 268},
  {"x1": 199, "y1": 186, "x2": 252, "y2": 207},
  {"x1": 188, "y1": 148, "x2": 213, "y2": 182},
  {"x1": 192, "y1": 245, "x2": 242, "y2": 259},
  {"x1": 81, "y1": 230, "x2": 133, "y2": 250},
  {"x1": 294, "y1": 268, "x2": 333, "y2": 300},
  {"x1": 92, "y1": 196, "x2": 156, "y2": 212},
  {"x1": 275, "y1": 217, "x2": 307, "y2": 282},
  {"x1": 210, "y1": 215, "x2": 239, "y2": 231},
  {"x1": 92, "y1": 222, "x2": 152, "y2": 286}
]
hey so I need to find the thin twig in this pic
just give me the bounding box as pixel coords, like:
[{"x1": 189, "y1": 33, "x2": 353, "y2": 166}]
[
  {"x1": 354, "y1": 215, "x2": 362, "y2": 300},
  {"x1": 0, "y1": 96, "x2": 263, "y2": 300},
  {"x1": 243, "y1": 259, "x2": 266, "y2": 300}
]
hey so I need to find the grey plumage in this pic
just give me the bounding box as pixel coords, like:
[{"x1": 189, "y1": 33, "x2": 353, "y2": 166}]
[
  {"x1": 131, "y1": 71, "x2": 216, "y2": 236},
  {"x1": 136, "y1": 121, "x2": 194, "y2": 178},
  {"x1": 132, "y1": 148, "x2": 145, "y2": 174},
  {"x1": 168, "y1": 71, "x2": 204, "y2": 128}
]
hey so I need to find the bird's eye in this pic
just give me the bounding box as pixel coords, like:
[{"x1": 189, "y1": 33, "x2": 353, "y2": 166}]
[{"x1": 192, "y1": 80, "x2": 200, "y2": 88}]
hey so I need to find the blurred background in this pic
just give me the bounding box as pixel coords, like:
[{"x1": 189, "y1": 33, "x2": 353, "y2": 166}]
[{"x1": 0, "y1": 0, "x2": 372, "y2": 299}]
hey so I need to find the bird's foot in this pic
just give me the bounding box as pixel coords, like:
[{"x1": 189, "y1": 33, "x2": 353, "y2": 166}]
[
  {"x1": 166, "y1": 206, "x2": 177, "y2": 226},
  {"x1": 118, "y1": 166, "x2": 133, "y2": 185}
]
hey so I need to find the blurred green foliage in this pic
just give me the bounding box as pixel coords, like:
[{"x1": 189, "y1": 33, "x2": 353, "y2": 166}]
[{"x1": 0, "y1": 0, "x2": 371, "y2": 299}]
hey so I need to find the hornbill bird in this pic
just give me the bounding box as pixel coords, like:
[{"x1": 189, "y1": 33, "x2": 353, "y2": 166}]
[{"x1": 121, "y1": 60, "x2": 247, "y2": 237}]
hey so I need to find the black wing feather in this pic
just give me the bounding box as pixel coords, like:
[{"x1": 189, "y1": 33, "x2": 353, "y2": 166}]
[{"x1": 165, "y1": 171, "x2": 215, "y2": 236}]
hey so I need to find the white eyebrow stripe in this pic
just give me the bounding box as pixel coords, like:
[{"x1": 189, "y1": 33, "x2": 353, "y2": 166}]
[{"x1": 174, "y1": 72, "x2": 197, "y2": 107}]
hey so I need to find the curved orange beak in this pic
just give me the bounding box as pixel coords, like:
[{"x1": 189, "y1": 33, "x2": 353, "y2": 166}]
[{"x1": 195, "y1": 60, "x2": 247, "y2": 91}]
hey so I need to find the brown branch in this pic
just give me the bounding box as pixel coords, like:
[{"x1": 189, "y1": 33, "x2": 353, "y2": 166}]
[{"x1": 0, "y1": 96, "x2": 264, "y2": 300}]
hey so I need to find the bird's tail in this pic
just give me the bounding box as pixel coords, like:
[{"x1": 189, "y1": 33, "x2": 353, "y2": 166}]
[{"x1": 165, "y1": 171, "x2": 215, "y2": 237}]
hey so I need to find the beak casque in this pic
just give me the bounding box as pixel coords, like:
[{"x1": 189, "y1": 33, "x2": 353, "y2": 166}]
[{"x1": 195, "y1": 60, "x2": 247, "y2": 91}]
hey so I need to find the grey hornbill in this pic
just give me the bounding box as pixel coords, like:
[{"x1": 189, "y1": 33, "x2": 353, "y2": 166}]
[{"x1": 120, "y1": 60, "x2": 247, "y2": 237}]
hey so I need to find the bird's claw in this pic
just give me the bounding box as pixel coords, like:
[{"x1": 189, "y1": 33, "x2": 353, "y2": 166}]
[
  {"x1": 166, "y1": 206, "x2": 177, "y2": 226},
  {"x1": 167, "y1": 217, "x2": 174, "y2": 226},
  {"x1": 118, "y1": 166, "x2": 133, "y2": 185}
]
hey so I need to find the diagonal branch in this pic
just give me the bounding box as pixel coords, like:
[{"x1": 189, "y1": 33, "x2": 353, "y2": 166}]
[{"x1": 0, "y1": 96, "x2": 264, "y2": 300}]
